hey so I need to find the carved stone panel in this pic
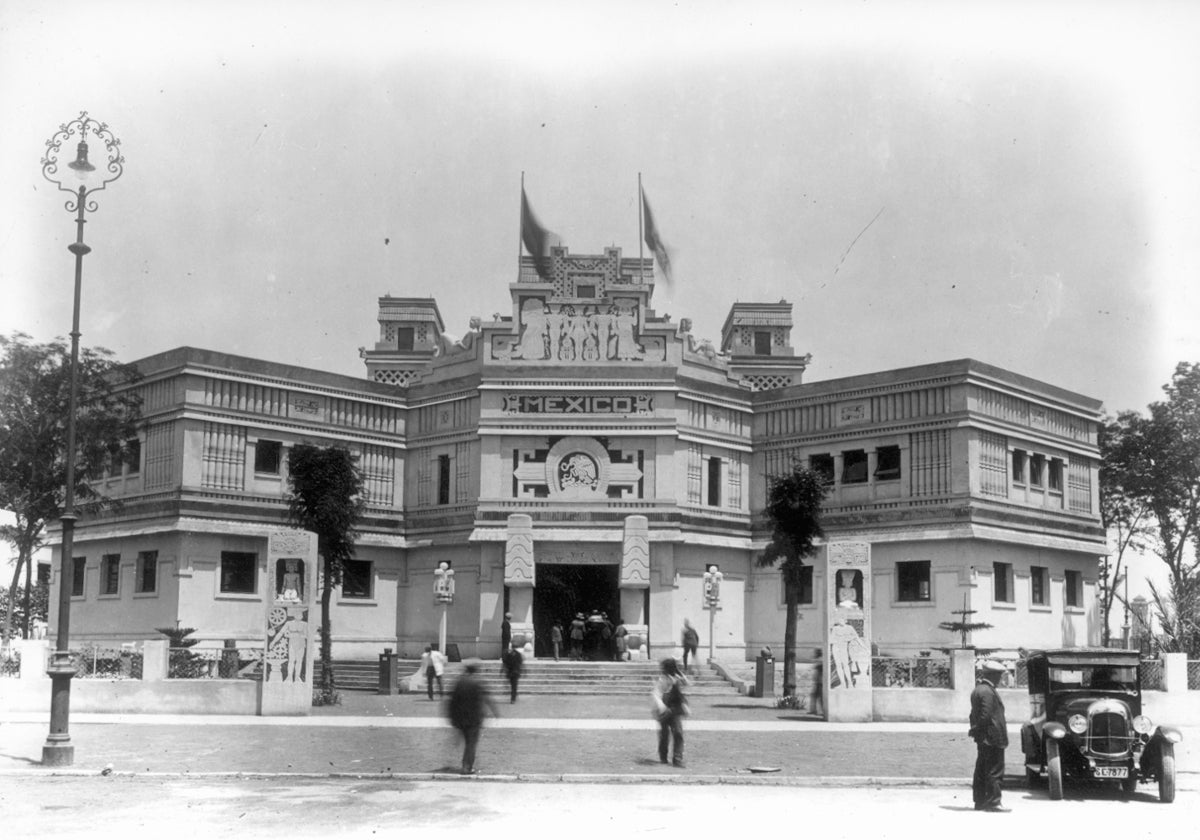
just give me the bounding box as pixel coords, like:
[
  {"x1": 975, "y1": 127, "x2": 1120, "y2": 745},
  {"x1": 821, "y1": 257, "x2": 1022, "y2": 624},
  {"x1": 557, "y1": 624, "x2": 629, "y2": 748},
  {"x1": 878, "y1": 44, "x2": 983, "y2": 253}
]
[
  {"x1": 620, "y1": 515, "x2": 650, "y2": 589},
  {"x1": 505, "y1": 514, "x2": 535, "y2": 587}
]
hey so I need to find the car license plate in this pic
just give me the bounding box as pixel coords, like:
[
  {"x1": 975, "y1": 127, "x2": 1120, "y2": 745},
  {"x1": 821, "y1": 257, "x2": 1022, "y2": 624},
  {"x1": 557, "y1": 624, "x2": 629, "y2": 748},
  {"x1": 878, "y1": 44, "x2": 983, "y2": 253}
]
[{"x1": 1094, "y1": 766, "x2": 1128, "y2": 779}]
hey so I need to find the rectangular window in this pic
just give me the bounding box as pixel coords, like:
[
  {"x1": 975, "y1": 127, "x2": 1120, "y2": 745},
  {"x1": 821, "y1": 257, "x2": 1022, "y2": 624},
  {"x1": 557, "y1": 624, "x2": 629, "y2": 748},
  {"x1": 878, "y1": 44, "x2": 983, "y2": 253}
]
[
  {"x1": 255, "y1": 440, "x2": 283, "y2": 474},
  {"x1": 809, "y1": 454, "x2": 835, "y2": 485},
  {"x1": 842, "y1": 450, "x2": 868, "y2": 484},
  {"x1": 101, "y1": 553, "x2": 121, "y2": 595},
  {"x1": 126, "y1": 438, "x2": 141, "y2": 474},
  {"x1": 1031, "y1": 565, "x2": 1048, "y2": 606},
  {"x1": 1048, "y1": 458, "x2": 1063, "y2": 492},
  {"x1": 1065, "y1": 570, "x2": 1082, "y2": 608},
  {"x1": 1012, "y1": 450, "x2": 1026, "y2": 483},
  {"x1": 1030, "y1": 454, "x2": 1045, "y2": 487},
  {"x1": 993, "y1": 562, "x2": 1013, "y2": 603},
  {"x1": 875, "y1": 445, "x2": 901, "y2": 481},
  {"x1": 342, "y1": 559, "x2": 373, "y2": 599},
  {"x1": 220, "y1": 551, "x2": 258, "y2": 594},
  {"x1": 576, "y1": 284, "x2": 596, "y2": 298},
  {"x1": 71, "y1": 556, "x2": 86, "y2": 597},
  {"x1": 136, "y1": 551, "x2": 158, "y2": 594},
  {"x1": 707, "y1": 457, "x2": 722, "y2": 506},
  {"x1": 396, "y1": 327, "x2": 415, "y2": 351},
  {"x1": 754, "y1": 331, "x2": 772, "y2": 355},
  {"x1": 897, "y1": 561, "x2": 931, "y2": 602},
  {"x1": 437, "y1": 454, "x2": 451, "y2": 505}
]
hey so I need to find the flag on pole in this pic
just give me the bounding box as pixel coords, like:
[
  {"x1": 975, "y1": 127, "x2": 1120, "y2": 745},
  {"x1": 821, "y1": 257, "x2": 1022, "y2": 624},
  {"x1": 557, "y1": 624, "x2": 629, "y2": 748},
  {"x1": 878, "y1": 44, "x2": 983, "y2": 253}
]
[
  {"x1": 641, "y1": 190, "x2": 673, "y2": 284},
  {"x1": 521, "y1": 187, "x2": 558, "y2": 281}
]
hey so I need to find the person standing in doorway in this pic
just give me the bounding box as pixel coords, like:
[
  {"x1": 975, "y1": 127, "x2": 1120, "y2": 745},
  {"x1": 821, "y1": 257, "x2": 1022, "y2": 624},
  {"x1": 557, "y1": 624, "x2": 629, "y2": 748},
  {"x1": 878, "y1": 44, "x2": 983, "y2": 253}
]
[
  {"x1": 680, "y1": 619, "x2": 699, "y2": 675},
  {"x1": 969, "y1": 660, "x2": 1010, "y2": 812},
  {"x1": 447, "y1": 661, "x2": 499, "y2": 775},
  {"x1": 651, "y1": 657, "x2": 689, "y2": 768},
  {"x1": 500, "y1": 612, "x2": 512, "y2": 656},
  {"x1": 550, "y1": 622, "x2": 563, "y2": 662},
  {"x1": 502, "y1": 644, "x2": 524, "y2": 702},
  {"x1": 614, "y1": 620, "x2": 629, "y2": 661},
  {"x1": 569, "y1": 613, "x2": 586, "y2": 660}
]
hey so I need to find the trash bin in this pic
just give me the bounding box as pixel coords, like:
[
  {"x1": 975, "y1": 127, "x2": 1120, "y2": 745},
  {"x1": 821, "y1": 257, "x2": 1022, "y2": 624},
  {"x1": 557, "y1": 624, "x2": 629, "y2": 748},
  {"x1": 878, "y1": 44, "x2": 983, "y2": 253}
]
[
  {"x1": 755, "y1": 654, "x2": 775, "y2": 698},
  {"x1": 378, "y1": 648, "x2": 399, "y2": 695}
]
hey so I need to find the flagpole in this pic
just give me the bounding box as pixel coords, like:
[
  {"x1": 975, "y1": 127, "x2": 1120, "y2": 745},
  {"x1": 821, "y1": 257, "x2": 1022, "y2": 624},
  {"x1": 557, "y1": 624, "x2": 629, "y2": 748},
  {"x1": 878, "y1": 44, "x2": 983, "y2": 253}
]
[
  {"x1": 518, "y1": 171, "x2": 525, "y2": 276},
  {"x1": 638, "y1": 173, "x2": 645, "y2": 284}
]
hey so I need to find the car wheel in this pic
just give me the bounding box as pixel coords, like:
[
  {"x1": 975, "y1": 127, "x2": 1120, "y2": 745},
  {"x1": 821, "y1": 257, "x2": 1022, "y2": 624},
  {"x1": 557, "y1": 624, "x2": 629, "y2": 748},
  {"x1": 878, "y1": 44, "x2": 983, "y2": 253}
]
[
  {"x1": 1047, "y1": 739, "x2": 1064, "y2": 801},
  {"x1": 1121, "y1": 771, "x2": 1138, "y2": 797},
  {"x1": 1159, "y1": 742, "x2": 1176, "y2": 804}
]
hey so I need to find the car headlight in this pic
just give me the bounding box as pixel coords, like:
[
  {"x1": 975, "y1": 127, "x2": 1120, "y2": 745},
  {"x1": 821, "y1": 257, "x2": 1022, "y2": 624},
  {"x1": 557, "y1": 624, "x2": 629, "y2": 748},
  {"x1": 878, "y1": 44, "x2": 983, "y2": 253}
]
[
  {"x1": 1132, "y1": 715, "x2": 1153, "y2": 735},
  {"x1": 1068, "y1": 714, "x2": 1088, "y2": 734}
]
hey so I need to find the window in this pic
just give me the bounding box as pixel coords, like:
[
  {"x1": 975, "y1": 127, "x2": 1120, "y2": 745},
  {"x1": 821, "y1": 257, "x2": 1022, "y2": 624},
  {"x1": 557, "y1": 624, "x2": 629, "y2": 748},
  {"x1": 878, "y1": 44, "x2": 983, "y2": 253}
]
[
  {"x1": 126, "y1": 438, "x2": 141, "y2": 474},
  {"x1": 993, "y1": 562, "x2": 1013, "y2": 603},
  {"x1": 1048, "y1": 459, "x2": 1063, "y2": 492},
  {"x1": 707, "y1": 457, "x2": 722, "y2": 506},
  {"x1": 1065, "y1": 570, "x2": 1082, "y2": 608},
  {"x1": 1031, "y1": 565, "x2": 1048, "y2": 606},
  {"x1": 875, "y1": 445, "x2": 901, "y2": 481},
  {"x1": 842, "y1": 450, "x2": 868, "y2": 484},
  {"x1": 136, "y1": 551, "x2": 158, "y2": 594},
  {"x1": 809, "y1": 454, "x2": 834, "y2": 485},
  {"x1": 781, "y1": 564, "x2": 814, "y2": 606},
  {"x1": 897, "y1": 561, "x2": 931, "y2": 602},
  {"x1": 220, "y1": 551, "x2": 258, "y2": 594},
  {"x1": 71, "y1": 556, "x2": 86, "y2": 597},
  {"x1": 101, "y1": 554, "x2": 121, "y2": 595},
  {"x1": 1030, "y1": 454, "x2": 1045, "y2": 487},
  {"x1": 342, "y1": 559, "x2": 373, "y2": 599},
  {"x1": 396, "y1": 327, "x2": 415, "y2": 351},
  {"x1": 437, "y1": 454, "x2": 451, "y2": 505},
  {"x1": 1012, "y1": 450, "x2": 1026, "y2": 483},
  {"x1": 255, "y1": 440, "x2": 282, "y2": 474},
  {"x1": 576, "y1": 284, "x2": 596, "y2": 298},
  {"x1": 754, "y1": 331, "x2": 772, "y2": 355}
]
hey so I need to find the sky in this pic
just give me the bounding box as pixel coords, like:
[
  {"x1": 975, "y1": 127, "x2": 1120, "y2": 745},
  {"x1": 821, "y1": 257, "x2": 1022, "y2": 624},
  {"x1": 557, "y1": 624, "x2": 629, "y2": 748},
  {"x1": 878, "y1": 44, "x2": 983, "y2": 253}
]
[{"x1": 2, "y1": 1, "x2": 1199, "y2": 604}]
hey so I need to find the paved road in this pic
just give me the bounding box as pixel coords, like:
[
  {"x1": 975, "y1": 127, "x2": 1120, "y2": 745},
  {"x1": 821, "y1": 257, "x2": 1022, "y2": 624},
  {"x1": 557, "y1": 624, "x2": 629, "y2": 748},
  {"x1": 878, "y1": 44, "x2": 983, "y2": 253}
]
[{"x1": 2, "y1": 776, "x2": 1195, "y2": 840}]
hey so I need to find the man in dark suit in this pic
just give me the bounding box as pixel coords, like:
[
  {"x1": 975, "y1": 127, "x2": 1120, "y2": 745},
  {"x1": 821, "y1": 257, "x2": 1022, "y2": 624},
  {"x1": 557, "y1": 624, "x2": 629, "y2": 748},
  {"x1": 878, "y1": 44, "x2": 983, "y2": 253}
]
[
  {"x1": 500, "y1": 612, "x2": 512, "y2": 655},
  {"x1": 969, "y1": 660, "x2": 1010, "y2": 812},
  {"x1": 447, "y1": 661, "x2": 498, "y2": 775}
]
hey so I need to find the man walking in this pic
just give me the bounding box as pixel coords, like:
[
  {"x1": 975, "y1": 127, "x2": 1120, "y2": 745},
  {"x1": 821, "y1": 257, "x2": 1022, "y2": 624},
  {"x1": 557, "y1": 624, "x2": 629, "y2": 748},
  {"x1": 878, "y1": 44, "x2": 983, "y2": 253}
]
[
  {"x1": 652, "y1": 657, "x2": 689, "y2": 768},
  {"x1": 550, "y1": 622, "x2": 563, "y2": 661},
  {"x1": 969, "y1": 660, "x2": 1010, "y2": 812},
  {"x1": 680, "y1": 619, "x2": 699, "y2": 675},
  {"x1": 500, "y1": 612, "x2": 512, "y2": 655},
  {"x1": 447, "y1": 661, "x2": 499, "y2": 775},
  {"x1": 426, "y1": 644, "x2": 446, "y2": 699}
]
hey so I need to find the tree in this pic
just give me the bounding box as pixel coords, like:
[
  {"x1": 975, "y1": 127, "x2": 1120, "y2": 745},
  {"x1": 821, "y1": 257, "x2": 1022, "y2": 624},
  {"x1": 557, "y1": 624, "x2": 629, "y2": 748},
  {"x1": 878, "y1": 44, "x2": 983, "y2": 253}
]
[
  {"x1": 1102, "y1": 363, "x2": 1200, "y2": 655},
  {"x1": 286, "y1": 444, "x2": 364, "y2": 703},
  {"x1": 938, "y1": 594, "x2": 993, "y2": 649},
  {"x1": 0, "y1": 332, "x2": 141, "y2": 642},
  {"x1": 0, "y1": 579, "x2": 48, "y2": 641},
  {"x1": 1098, "y1": 413, "x2": 1154, "y2": 646},
  {"x1": 758, "y1": 462, "x2": 826, "y2": 697}
]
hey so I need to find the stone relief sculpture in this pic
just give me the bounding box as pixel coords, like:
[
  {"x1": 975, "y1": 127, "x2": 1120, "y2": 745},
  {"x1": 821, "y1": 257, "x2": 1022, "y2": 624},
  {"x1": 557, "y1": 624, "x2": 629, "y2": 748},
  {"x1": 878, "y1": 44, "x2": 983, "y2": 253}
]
[
  {"x1": 495, "y1": 298, "x2": 653, "y2": 362},
  {"x1": 276, "y1": 558, "x2": 303, "y2": 603},
  {"x1": 829, "y1": 619, "x2": 871, "y2": 689},
  {"x1": 678, "y1": 317, "x2": 726, "y2": 362}
]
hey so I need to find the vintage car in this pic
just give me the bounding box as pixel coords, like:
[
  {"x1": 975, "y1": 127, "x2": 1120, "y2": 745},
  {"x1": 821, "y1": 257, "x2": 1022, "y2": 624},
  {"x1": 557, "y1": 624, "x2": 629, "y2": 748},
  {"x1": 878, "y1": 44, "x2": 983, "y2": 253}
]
[{"x1": 1020, "y1": 648, "x2": 1181, "y2": 802}]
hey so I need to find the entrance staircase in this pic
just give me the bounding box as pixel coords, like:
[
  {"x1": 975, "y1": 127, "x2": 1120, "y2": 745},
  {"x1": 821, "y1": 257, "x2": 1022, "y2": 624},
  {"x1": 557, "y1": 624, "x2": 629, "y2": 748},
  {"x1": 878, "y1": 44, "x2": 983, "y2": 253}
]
[{"x1": 320, "y1": 659, "x2": 738, "y2": 696}]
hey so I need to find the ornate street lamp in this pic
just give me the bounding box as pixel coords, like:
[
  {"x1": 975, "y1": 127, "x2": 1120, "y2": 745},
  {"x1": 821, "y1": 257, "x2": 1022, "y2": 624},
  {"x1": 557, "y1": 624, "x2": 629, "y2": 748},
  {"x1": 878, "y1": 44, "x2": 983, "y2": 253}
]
[
  {"x1": 704, "y1": 564, "x2": 723, "y2": 663},
  {"x1": 434, "y1": 561, "x2": 455, "y2": 656},
  {"x1": 40, "y1": 112, "x2": 124, "y2": 766}
]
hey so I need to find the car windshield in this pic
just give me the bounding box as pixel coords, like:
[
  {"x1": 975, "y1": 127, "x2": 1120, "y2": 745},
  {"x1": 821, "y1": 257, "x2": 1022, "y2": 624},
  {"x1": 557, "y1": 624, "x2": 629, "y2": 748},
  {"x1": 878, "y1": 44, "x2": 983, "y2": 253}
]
[{"x1": 1048, "y1": 665, "x2": 1136, "y2": 692}]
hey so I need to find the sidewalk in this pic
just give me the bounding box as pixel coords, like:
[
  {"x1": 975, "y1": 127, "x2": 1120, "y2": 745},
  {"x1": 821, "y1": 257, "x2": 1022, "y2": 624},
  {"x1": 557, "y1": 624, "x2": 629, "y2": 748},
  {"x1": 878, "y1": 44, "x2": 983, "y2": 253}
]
[{"x1": 2, "y1": 692, "x2": 1195, "y2": 789}]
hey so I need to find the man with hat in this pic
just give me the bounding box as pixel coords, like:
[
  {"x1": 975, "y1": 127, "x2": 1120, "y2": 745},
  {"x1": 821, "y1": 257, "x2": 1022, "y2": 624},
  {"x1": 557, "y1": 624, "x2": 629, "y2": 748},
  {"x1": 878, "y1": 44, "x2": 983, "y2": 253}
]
[
  {"x1": 969, "y1": 660, "x2": 1010, "y2": 812},
  {"x1": 500, "y1": 612, "x2": 512, "y2": 656}
]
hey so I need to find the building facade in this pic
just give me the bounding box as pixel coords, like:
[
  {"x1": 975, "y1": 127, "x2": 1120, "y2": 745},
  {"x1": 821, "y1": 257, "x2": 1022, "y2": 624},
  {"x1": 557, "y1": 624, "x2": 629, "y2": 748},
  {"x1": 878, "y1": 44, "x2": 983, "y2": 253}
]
[{"x1": 50, "y1": 245, "x2": 1107, "y2": 661}]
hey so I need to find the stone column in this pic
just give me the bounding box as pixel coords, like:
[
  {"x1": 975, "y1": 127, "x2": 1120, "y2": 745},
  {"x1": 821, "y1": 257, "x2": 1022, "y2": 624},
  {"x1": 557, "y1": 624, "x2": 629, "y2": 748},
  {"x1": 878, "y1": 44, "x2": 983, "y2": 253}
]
[
  {"x1": 505, "y1": 514, "x2": 535, "y2": 656},
  {"x1": 620, "y1": 516, "x2": 651, "y2": 660},
  {"x1": 141, "y1": 640, "x2": 168, "y2": 682}
]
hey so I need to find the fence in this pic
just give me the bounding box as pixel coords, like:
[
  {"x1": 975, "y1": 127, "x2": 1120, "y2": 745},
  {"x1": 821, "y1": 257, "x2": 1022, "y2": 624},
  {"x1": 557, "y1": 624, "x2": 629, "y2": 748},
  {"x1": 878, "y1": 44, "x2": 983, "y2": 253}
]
[
  {"x1": 70, "y1": 645, "x2": 144, "y2": 680},
  {"x1": 1141, "y1": 658, "x2": 1164, "y2": 690},
  {"x1": 871, "y1": 656, "x2": 952, "y2": 688},
  {"x1": 1189, "y1": 660, "x2": 1200, "y2": 691},
  {"x1": 0, "y1": 647, "x2": 19, "y2": 678},
  {"x1": 168, "y1": 644, "x2": 263, "y2": 680}
]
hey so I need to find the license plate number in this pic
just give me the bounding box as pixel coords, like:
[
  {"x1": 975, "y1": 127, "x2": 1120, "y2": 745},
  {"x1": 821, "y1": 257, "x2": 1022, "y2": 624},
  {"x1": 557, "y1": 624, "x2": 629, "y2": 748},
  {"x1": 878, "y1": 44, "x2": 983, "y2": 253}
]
[{"x1": 1094, "y1": 766, "x2": 1128, "y2": 779}]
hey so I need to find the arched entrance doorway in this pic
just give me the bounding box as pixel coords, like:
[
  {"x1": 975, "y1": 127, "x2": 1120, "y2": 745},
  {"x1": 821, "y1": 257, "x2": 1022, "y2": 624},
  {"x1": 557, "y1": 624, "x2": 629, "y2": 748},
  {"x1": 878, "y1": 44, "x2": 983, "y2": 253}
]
[{"x1": 532, "y1": 564, "x2": 619, "y2": 659}]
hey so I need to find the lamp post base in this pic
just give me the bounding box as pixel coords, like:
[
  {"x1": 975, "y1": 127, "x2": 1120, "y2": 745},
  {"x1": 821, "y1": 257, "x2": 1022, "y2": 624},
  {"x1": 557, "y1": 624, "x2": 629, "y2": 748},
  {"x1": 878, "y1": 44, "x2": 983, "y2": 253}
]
[{"x1": 42, "y1": 740, "x2": 75, "y2": 767}]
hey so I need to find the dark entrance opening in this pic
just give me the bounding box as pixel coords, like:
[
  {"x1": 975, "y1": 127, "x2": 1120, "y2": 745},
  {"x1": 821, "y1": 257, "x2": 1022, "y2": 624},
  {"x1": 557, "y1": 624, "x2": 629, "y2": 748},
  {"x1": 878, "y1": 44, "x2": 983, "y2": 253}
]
[{"x1": 533, "y1": 564, "x2": 619, "y2": 659}]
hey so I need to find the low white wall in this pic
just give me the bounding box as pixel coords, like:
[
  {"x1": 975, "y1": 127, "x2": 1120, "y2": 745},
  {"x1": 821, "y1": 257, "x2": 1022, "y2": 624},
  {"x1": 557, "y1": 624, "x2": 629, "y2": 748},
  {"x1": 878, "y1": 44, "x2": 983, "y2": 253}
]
[{"x1": 0, "y1": 675, "x2": 258, "y2": 714}]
